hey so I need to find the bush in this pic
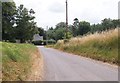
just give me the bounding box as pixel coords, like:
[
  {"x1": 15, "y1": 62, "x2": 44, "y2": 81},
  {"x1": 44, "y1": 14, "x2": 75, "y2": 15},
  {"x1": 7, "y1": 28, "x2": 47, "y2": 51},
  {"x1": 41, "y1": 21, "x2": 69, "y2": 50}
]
[
  {"x1": 9, "y1": 39, "x2": 16, "y2": 43},
  {"x1": 32, "y1": 40, "x2": 46, "y2": 45},
  {"x1": 47, "y1": 40, "x2": 56, "y2": 45},
  {"x1": 32, "y1": 40, "x2": 56, "y2": 45}
]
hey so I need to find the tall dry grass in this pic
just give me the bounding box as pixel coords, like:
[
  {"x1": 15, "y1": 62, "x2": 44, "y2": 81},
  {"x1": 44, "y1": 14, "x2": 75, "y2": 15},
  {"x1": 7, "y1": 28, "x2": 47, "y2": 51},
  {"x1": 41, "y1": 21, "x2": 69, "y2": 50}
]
[
  {"x1": 55, "y1": 28, "x2": 119, "y2": 64},
  {"x1": 57, "y1": 28, "x2": 118, "y2": 46}
]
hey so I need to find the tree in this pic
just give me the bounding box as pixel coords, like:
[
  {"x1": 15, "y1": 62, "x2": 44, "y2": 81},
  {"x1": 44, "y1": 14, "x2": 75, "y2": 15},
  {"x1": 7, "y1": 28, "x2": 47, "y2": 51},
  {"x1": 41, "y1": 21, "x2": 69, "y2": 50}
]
[
  {"x1": 112, "y1": 19, "x2": 120, "y2": 28},
  {"x1": 102, "y1": 18, "x2": 114, "y2": 30},
  {"x1": 38, "y1": 27, "x2": 46, "y2": 40},
  {"x1": 2, "y1": 2, "x2": 16, "y2": 41},
  {"x1": 55, "y1": 22, "x2": 66, "y2": 29},
  {"x1": 73, "y1": 18, "x2": 79, "y2": 28},
  {"x1": 46, "y1": 22, "x2": 67, "y2": 41},
  {"x1": 78, "y1": 21, "x2": 91, "y2": 35},
  {"x1": 72, "y1": 18, "x2": 79, "y2": 36},
  {"x1": 49, "y1": 27, "x2": 54, "y2": 30},
  {"x1": 46, "y1": 18, "x2": 119, "y2": 41},
  {"x1": 90, "y1": 24, "x2": 104, "y2": 33},
  {"x1": 47, "y1": 29, "x2": 54, "y2": 40},
  {"x1": 54, "y1": 28, "x2": 66, "y2": 41},
  {"x1": 15, "y1": 5, "x2": 38, "y2": 43},
  {"x1": 63, "y1": 31, "x2": 73, "y2": 39}
]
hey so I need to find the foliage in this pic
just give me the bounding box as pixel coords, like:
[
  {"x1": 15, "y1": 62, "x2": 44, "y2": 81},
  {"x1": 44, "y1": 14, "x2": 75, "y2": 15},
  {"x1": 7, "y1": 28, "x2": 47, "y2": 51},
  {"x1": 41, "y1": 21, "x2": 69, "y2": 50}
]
[
  {"x1": 54, "y1": 28, "x2": 66, "y2": 41},
  {"x1": 47, "y1": 22, "x2": 66, "y2": 41},
  {"x1": 47, "y1": 29, "x2": 54, "y2": 40},
  {"x1": 2, "y1": 2, "x2": 38, "y2": 43},
  {"x1": 63, "y1": 31, "x2": 73, "y2": 39},
  {"x1": 2, "y1": 2, "x2": 120, "y2": 43},
  {"x1": 45, "y1": 18, "x2": 120, "y2": 42},
  {"x1": 38, "y1": 27, "x2": 46, "y2": 40},
  {"x1": 15, "y1": 5, "x2": 38, "y2": 43},
  {"x1": 72, "y1": 18, "x2": 79, "y2": 36},
  {"x1": 47, "y1": 18, "x2": 119, "y2": 41},
  {"x1": 55, "y1": 22, "x2": 66, "y2": 29},
  {"x1": 32, "y1": 40, "x2": 46, "y2": 45},
  {"x1": 2, "y1": 2, "x2": 16, "y2": 41},
  {"x1": 90, "y1": 18, "x2": 120, "y2": 33},
  {"x1": 32, "y1": 40, "x2": 56, "y2": 45},
  {"x1": 78, "y1": 21, "x2": 91, "y2": 35}
]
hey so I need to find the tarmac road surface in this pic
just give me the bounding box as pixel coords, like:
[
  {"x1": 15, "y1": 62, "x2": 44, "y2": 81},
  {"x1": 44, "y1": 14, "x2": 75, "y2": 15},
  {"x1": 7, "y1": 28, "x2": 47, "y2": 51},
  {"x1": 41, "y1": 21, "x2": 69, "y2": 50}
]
[{"x1": 38, "y1": 46, "x2": 118, "y2": 81}]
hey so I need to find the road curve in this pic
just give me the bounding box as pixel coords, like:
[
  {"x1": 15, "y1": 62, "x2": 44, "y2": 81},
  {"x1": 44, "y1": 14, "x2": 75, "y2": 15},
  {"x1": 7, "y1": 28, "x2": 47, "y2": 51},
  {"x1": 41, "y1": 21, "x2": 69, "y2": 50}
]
[{"x1": 37, "y1": 46, "x2": 118, "y2": 81}]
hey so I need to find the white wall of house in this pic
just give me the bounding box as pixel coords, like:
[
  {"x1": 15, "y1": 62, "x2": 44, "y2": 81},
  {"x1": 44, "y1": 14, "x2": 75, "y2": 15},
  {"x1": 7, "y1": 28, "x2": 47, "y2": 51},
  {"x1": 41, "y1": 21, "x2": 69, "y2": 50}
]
[{"x1": 33, "y1": 34, "x2": 43, "y2": 41}]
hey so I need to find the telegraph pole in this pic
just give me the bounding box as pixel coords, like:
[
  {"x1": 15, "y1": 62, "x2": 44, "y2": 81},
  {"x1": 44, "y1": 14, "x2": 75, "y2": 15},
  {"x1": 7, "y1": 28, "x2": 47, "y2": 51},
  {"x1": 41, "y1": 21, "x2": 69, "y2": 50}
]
[
  {"x1": 66, "y1": 0, "x2": 68, "y2": 39},
  {"x1": 46, "y1": 26, "x2": 48, "y2": 45}
]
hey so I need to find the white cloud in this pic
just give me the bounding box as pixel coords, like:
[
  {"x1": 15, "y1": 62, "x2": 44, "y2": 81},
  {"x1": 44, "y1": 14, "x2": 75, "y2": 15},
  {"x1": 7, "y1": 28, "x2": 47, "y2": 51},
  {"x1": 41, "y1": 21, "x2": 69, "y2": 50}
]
[
  {"x1": 48, "y1": 2, "x2": 65, "y2": 13},
  {"x1": 14, "y1": 0, "x2": 119, "y2": 28}
]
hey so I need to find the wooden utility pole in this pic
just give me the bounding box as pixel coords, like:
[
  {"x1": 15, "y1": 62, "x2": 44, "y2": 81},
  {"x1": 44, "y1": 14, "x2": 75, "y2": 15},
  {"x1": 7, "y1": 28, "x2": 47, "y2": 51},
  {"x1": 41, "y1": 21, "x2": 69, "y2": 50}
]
[
  {"x1": 46, "y1": 26, "x2": 48, "y2": 45},
  {"x1": 66, "y1": 0, "x2": 68, "y2": 38}
]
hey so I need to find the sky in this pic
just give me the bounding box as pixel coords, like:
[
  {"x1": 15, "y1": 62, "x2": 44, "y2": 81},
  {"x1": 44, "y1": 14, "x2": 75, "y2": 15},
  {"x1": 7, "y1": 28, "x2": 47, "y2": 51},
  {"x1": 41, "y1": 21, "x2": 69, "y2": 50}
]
[{"x1": 14, "y1": 0, "x2": 119, "y2": 29}]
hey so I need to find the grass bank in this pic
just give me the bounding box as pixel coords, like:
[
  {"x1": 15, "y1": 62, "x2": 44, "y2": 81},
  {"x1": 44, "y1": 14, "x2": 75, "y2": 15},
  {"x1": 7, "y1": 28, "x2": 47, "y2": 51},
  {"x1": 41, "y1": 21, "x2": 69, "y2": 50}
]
[
  {"x1": 54, "y1": 28, "x2": 119, "y2": 65},
  {"x1": 2, "y1": 42, "x2": 40, "y2": 81}
]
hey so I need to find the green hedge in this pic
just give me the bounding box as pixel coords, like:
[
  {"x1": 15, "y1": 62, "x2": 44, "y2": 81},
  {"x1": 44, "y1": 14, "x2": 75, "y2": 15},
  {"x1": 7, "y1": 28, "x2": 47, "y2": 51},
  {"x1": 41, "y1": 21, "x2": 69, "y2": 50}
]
[{"x1": 32, "y1": 40, "x2": 56, "y2": 45}]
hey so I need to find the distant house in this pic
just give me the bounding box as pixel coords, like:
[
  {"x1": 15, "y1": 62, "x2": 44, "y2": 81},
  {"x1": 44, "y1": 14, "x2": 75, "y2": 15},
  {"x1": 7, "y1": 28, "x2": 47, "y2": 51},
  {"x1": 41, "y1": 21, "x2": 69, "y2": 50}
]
[{"x1": 33, "y1": 34, "x2": 43, "y2": 41}]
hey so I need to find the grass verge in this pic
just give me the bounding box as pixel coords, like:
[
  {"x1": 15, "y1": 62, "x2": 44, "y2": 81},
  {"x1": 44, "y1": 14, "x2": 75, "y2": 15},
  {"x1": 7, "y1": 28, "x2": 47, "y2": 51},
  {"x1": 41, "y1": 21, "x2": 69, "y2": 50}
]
[
  {"x1": 54, "y1": 28, "x2": 119, "y2": 65},
  {"x1": 2, "y1": 42, "x2": 39, "y2": 81}
]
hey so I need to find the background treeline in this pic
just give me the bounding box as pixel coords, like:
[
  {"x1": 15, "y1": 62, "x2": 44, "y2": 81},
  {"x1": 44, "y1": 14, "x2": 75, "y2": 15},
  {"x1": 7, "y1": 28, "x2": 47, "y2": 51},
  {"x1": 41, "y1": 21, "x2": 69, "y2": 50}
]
[
  {"x1": 2, "y1": 2, "x2": 120, "y2": 43},
  {"x1": 45, "y1": 18, "x2": 120, "y2": 41},
  {"x1": 2, "y1": 2, "x2": 38, "y2": 43}
]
